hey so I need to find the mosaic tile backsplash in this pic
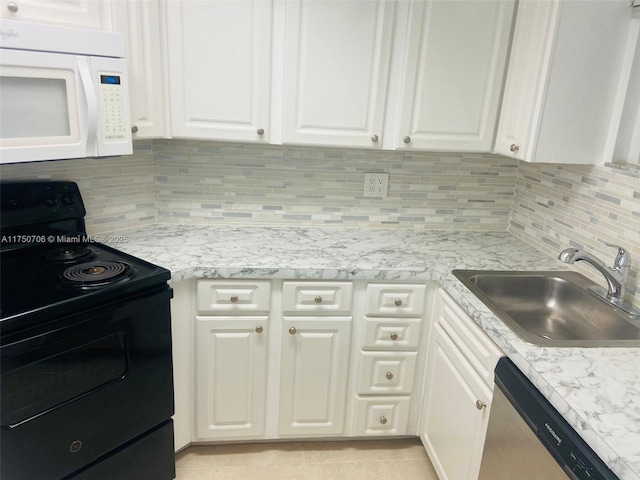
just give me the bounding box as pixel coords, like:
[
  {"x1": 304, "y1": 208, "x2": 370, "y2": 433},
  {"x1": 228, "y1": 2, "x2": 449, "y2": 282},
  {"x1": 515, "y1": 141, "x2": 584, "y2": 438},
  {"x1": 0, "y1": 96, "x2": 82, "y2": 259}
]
[
  {"x1": 153, "y1": 140, "x2": 518, "y2": 229},
  {"x1": 0, "y1": 142, "x2": 157, "y2": 235},
  {"x1": 1, "y1": 139, "x2": 638, "y2": 304},
  {"x1": 510, "y1": 161, "x2": 640, "y2": 303}
]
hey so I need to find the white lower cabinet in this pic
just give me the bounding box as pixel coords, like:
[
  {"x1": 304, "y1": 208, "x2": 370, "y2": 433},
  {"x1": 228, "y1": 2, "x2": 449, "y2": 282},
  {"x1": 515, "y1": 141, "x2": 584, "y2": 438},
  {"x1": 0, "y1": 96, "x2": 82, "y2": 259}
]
[
  {"x1": 278, "y1": 318, "x2": 352, "y2": 436},
  {"x1": 420, "y1": 289, "x2": 503, "y2": 480},
  {"x1": 195, "y1": 317, "x2": 268, "y2": 439},
  {"x1": 352, "y1": 283, "x2": 427, "y2": 437}
]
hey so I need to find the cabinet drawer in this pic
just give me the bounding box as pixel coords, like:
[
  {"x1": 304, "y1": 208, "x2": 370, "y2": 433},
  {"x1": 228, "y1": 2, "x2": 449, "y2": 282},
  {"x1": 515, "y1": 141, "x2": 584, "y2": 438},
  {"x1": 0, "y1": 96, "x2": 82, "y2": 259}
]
[
  {"x1": 356, "y1": 351, "x2": 417, "y2": 395},
  {"x1": 197, "y1": 280, "x2": 271, "y2": 314},
  {"x1": 352, "y1": 396, "x2": 410, "y2": 436},
  {"x1": 438, "y1": 289, "x2": 503, "y2": 386},
  {"x1": 365, "y1": 284, "x2": 426, "y2": 316},
  {"x1": 282, "y1": 281, "x2": 353, "y2": 315},
  {"x1": 361, "y1": 318, "x2": 422, "y2": 350}
]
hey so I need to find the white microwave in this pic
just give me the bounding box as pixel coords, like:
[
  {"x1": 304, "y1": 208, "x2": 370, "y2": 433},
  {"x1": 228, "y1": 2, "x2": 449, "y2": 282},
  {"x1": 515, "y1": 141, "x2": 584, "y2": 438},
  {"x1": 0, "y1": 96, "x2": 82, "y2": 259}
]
[{"x1": 0, "y1": 20, "x2": 132, "y2": 164}]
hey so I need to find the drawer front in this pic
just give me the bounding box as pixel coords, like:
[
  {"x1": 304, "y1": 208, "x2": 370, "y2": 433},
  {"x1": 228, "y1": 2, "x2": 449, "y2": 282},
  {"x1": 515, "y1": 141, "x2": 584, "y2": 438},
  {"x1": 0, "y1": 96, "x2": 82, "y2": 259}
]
[
  {"x1": 352, "y1": 396, "x2": 410, "y2": 436},
  {"x1": 282, "y1": 281, "x2": 353, "y2": 315},
  {"x1": 361, "y1": 318, "x2": 422, "y2": 350},
  {"x1": 438, "y1": 289, "x2": 503, "y2": 386},
  {"x1": 365, "y1": 284, "x2": 426, "y2": 317},
  {"x1": 197, "y1": 280, "x2": 271, "y2": 314},
  {"x1": 356, "y1": 351, "x2": 417, "y2": 395}
]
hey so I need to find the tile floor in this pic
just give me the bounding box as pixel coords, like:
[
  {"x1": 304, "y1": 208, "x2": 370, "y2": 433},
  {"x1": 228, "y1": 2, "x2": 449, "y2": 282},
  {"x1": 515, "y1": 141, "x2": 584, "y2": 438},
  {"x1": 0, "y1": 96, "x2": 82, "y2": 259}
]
[{"x1": 175, "y1": 437, "x2": 439, "y2": 480}]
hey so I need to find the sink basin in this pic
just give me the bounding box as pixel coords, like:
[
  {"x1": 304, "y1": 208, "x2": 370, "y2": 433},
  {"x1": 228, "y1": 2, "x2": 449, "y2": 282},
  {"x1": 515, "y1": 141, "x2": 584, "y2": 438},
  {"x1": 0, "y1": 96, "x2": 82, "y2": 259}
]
[{"x1": 453, "y1": 270, "x2": 640, "y2": 347}]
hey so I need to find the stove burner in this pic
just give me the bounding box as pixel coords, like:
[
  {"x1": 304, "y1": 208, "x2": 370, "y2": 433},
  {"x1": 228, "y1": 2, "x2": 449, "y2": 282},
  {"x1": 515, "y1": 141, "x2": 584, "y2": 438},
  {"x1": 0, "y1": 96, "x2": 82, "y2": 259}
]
[
  {"x1": 62, "y1": 261, "x2": 131, "y2": 287},
  {"x1": 44, "y1": 246, "x2": 93, "y2": 262}
]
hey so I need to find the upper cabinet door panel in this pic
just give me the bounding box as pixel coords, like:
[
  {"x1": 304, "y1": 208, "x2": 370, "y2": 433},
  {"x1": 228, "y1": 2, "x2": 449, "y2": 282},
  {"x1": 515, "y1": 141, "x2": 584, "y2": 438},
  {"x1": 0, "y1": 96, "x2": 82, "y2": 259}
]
[
  {"x1": 0, "y1": 0, "x2": 109, "y2": 29},
  {"x1": 397, "y1": 0, "x2": 515, "y2": 152},
  {"x1": 112, "y1": 0, "x2": 166, "y2": 138},
  {"x1": 492, "y1": 0, "x2": 555, "y2": 161},
  {"x1": 494, "y1": 0, "x2": 633, "y2": 164},
  {"x1": 166, "y1": 0, "x2": 272, "y2": 142},
  {"x1": 282, "y1": 0, "x2": 395, "y2": 148}
]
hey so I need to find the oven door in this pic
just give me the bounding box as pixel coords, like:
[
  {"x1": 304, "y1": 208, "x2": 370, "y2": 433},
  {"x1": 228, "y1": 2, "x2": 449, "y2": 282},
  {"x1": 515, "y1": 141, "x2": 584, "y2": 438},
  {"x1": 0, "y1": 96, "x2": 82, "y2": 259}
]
[{"x1": 0, "y1": 286, "x2": 174, "y2": 480}]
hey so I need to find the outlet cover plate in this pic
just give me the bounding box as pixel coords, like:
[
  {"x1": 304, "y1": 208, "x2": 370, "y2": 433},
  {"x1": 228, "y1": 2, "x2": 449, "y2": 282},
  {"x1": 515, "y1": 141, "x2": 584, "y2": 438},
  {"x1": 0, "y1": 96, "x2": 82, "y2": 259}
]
[{"x1": 363, "y1": 173, "x2": 389, "y2": 198}]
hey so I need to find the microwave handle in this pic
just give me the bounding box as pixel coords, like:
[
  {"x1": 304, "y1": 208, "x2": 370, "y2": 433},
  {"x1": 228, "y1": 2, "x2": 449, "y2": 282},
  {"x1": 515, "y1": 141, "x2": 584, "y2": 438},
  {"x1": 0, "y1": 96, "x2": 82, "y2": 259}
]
[{"x1": 77, "y1": 57, "x2": 98, "y2": 156}]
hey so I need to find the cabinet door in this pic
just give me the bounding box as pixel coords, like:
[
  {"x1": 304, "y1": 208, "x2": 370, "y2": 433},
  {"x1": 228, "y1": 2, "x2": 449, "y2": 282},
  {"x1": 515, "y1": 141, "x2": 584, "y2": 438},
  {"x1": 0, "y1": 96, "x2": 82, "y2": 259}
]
[
  {"x1": 195, "y1": 317, "x2": 268, "y2": 439},
  {"x1": 397, "y1": 0, "x2": 515, "y2": 151},
  {"x1": 0, "y1": 0, "x2": 109, "y2": 29},
  {"x1": 494, "y1": 0, "x2": 632, "y2": 164},
  {"x1": 493, "y1": 0, "x2": 555, "y2": 161},
  {"x1": 281, "y1": 0, "x2": 395, "y2": 148},
  {"x1": 420, "y1": 323, "x2": 492, "y2": 480},
  {"x1": 166, "y1": 0, "x2": 272, "y2": 142},
  {"x1": 279, "y1": 318, "x2": 352, "y2": 436},
  {"x1": 112, "y1": 0, "x2": 166, "y2": 138}
]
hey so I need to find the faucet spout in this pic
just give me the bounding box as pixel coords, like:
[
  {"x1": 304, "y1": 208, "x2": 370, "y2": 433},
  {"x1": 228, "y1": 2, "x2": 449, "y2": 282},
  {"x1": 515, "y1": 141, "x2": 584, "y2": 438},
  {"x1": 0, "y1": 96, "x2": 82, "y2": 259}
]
[{"x1": 558, "y1": 245, "x2": 630, "y2": 302}]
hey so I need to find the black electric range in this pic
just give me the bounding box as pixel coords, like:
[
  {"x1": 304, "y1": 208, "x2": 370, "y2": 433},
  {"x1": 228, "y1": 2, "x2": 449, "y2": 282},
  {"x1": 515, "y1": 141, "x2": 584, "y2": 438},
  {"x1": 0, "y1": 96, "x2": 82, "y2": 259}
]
[{"x1": 0, "y1": 180, "x2": 176, "y2": 480}]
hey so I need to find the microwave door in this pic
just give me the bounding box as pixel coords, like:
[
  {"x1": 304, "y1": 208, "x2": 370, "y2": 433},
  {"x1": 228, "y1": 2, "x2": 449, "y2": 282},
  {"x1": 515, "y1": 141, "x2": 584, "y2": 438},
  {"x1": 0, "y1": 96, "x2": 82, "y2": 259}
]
[{"x1": 0, "y1": 49, "x2": 89, "y2": 164}]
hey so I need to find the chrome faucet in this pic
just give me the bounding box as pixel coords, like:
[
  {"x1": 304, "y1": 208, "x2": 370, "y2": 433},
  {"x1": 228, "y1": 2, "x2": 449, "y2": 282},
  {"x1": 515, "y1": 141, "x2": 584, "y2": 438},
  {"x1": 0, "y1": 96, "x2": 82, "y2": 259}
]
[{"x1": 558, "y1": 243, "x2": 630, "y2": 302}]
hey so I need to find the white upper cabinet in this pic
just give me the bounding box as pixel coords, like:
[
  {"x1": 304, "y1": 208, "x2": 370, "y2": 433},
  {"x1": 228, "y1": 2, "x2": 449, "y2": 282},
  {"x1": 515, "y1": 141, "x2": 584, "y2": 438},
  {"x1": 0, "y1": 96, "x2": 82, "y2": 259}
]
[
  {"x1": 166, "y1": 0, "x2": 272, "y2": 142},
  {"x1": 0, "y1": 0, "x2": 110, "y2": 30},
  {"x1": 112, "y1": 0, "x2": 167, "y2": 139},
  {"x1": 394, "y1": 0, "x2": 515, "y2": 152},
  {"x1": 281, "y1": 0, "x2": 395, "y2": 148},
  {"x1": 494, "y1": 0, "x2": 633, "y2": 164}
]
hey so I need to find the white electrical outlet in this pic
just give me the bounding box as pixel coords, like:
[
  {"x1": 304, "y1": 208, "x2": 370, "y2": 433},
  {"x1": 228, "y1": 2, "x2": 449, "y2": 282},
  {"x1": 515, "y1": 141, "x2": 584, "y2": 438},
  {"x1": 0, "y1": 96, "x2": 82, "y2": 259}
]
[{"x1": 363, "y1": 173, "x2": 389, "y2": 198}]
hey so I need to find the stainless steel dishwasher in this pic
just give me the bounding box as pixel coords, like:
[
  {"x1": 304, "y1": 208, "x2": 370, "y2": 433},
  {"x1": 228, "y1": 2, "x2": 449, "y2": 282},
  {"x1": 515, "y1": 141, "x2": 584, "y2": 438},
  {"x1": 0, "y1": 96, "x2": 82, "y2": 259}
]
[{"x1": 478, "y1": 358, "x2": 619, "y2": 480}]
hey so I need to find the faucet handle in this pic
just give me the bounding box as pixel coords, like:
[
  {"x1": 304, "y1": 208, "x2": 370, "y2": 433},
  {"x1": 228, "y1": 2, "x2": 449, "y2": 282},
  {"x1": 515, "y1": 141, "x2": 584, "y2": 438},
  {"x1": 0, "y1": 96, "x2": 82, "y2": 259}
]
[{"x1": 605, "y1": 243, "x2": 631, "y2": 269}]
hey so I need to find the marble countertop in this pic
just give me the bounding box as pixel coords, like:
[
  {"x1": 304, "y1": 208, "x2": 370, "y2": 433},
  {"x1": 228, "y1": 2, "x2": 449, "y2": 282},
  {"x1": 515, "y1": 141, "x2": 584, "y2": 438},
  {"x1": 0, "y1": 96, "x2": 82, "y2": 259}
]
[{"x1": 109, "y1": 225, "x2": 640, "y2": 480}]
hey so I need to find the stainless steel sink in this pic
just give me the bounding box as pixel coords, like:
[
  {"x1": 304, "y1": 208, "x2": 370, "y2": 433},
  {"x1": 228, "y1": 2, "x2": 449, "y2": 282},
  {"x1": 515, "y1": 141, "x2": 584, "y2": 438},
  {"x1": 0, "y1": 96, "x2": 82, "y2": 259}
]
[{"x1": 453, "y1": 270, "x2": 640, "y2": 347}]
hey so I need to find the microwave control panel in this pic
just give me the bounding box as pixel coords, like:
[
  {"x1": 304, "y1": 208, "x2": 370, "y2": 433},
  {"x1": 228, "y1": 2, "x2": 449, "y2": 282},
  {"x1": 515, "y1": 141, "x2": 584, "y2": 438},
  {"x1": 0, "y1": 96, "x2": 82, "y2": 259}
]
[{"x1": 98, "y1": 74, "x2": 126, "y2": 142}]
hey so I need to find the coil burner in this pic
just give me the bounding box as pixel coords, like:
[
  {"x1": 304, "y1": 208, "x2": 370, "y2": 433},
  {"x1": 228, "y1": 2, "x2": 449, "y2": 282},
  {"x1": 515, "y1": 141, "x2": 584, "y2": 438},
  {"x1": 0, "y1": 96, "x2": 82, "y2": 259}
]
[
  {"x1": 62, "y1": 261, "x2": 131, "y2": 288},
  {"x1": 44, "y1": 246, "x2": 94, "y2": 262}
]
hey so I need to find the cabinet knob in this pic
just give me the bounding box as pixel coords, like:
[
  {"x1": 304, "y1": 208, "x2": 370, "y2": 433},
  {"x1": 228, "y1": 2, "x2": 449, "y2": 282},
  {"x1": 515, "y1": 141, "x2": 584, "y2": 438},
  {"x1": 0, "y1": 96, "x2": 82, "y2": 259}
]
[
  {"x1": 390, "y1": 332, "x2": 398, "y2": 341},
  {"x1": 379, "y1": 416, "x2": 388, "y2": 425},
  {"x1": 131, "y1": 125, "x2": 139, "y2": 134},
  {"x1": 255, "y1": 325, "x2": 263, "y2": 333},
  {"x1": 403, "y1": 136, "x2": 411, "y2": 144},
  {"x1": 289, "y1": 326, "x2": 297, "y2": 335},
  {"x1": 7, "y1": 2, "x2": 18, "y2": 12},
  {"x1": 314, "y1": 296, "x2": 323, "y2": 304},
  {"x1": 394, "y1": 298, "x2": 403, "y2": 307},
  {"x1": 257, "y1": 128, "x2": 265, "y2": 136},
  {"x1": 475, "y1": 400, "x2": 487, "y2": 410},
  {"x1": 509, "y1": 144, "x2": 519, "y2": 153},
  {"x1": 230, "y1": 295, "x2": 239, "y2": 303},
  {"x1": 385, "y1": 371, "x2": 394, "y2": 380},
  {"x1": 371, "y1": 134, "x2": 379, "y2": 143}
]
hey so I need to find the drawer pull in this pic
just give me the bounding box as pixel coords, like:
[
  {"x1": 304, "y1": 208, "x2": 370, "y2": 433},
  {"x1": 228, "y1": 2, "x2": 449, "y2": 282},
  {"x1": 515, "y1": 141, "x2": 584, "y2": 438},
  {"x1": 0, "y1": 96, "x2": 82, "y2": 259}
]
[
  {"x1": 379, "y1": 416, "x2": 388, "y2": 425},
  {"x1": 255, "y1": 325, "x2": 263, "y2": 334},
  {"x1": 475, "y1": 400, "x2": 487, "y2": 410},
  {"x1": 314, "y1": 296, "x2": 323, "y2": 304},
  {"x1": 394, "y1": 298, "x2": 403, "y2": 307},
  {"x1": 289, "y1": 326, "x2": 297, "y2": 335},
  {"x1": 386, "y1": 371, "x2": 394, "y2": 380},
  {"x1": 390, "y1": 332, "x2": 398, "y2": 341},
  {"x1": 230, "y1": 295, "x2": 239, "y2": 303}
]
